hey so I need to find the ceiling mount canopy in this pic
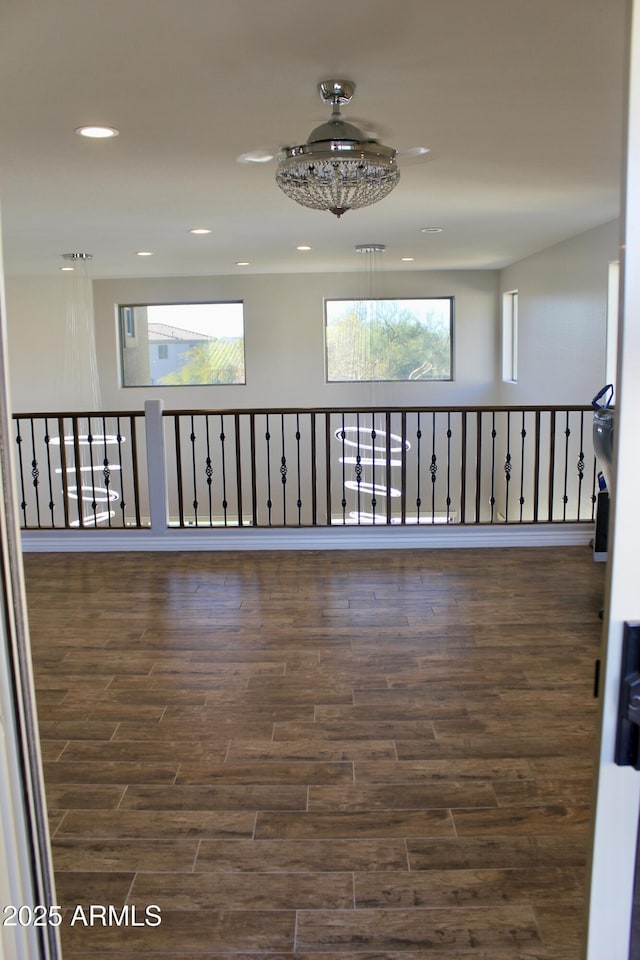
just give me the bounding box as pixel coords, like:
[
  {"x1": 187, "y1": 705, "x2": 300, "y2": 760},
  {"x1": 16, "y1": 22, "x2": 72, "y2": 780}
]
[{"x1": 275, "y1": 79, "x2": 400, "y2": 219}]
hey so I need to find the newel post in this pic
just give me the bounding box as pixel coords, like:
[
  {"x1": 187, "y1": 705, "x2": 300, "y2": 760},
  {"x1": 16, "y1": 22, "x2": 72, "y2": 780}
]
[{"x1": 144, "y1": 399, "x2": 169, "y2": 533}]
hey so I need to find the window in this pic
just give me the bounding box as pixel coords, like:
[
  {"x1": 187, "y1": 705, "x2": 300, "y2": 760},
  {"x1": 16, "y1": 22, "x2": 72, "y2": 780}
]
[
  {"x1": 502, "y1": 290, "x2": 518, "y2": 382},
  {"x1": 119, "y1": 302, "x2": 245, "y2": 387},
  {"x1": 325, "y1": 297, "x2": 453, "y2": 382}
]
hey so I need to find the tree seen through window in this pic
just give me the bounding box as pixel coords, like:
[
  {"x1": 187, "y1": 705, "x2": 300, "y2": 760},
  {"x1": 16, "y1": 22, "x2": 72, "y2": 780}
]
[{"x1": 325, "y1": 298, "x2": 453, "y2": 382}]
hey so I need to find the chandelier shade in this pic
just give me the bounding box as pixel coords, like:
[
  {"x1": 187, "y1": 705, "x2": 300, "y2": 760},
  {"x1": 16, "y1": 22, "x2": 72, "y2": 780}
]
[{"x1": 275, "y1": 80, "x2": 400, "y2": 218}]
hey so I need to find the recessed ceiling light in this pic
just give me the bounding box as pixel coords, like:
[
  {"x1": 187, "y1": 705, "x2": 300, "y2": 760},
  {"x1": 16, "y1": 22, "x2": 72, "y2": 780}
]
[
  {"x1": 421, "y1": 226, "x2": 443, "y2": 234},
  {"x1": 75, "y1": 125, "x2": 119, "y2": 139},
  {"x1": 190, "y1": 228, "x2": 211, "y2": 235},
  {"x1": 136, "y1": 251, "x2": 153, "y2": 257},
  {"x1": 60, "y1": 266, "x2": 74, "y2": 272},
  {"x1": 401, "y1": 257, "x2": 415, "y2": 262},
  {"x1": 235, "y1": 261, "x2": 250, "y2": 266},
  {"x1": 297, "y1": 245, "x2": 312, "y2": 251}
]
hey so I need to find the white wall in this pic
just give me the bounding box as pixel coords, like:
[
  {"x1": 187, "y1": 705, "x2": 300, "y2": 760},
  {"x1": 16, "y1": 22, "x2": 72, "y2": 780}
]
[
  {"x1": 4, "y1": 222, "x2": 619, "y2": 415},
  {"x1": 8, "y1": 269, "x2": 498, "y2": 413},
  {"x1": 499, "y1": 220, "x2": 619, "y2": 405}
]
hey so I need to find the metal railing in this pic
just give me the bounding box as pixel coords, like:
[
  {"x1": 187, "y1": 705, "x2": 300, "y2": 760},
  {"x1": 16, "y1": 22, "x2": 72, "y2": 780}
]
[
  {"x1": 13, "y1": 404, "x2": 598, "y2": 531},
  {"x1": 13, "y1": 411, "x2": 146, "y2": 529}
]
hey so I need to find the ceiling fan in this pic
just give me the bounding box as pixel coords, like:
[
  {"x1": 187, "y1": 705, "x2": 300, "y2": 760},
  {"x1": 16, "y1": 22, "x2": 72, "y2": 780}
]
[{"x1": 238, "y1": 79, "x2": 431, "y2": 218}]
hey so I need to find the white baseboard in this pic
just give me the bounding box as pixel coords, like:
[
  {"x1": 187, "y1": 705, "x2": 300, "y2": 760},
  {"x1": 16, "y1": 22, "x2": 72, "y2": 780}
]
[{"x1": 21, "y1": 524, "x2": 595, "y2": 553}]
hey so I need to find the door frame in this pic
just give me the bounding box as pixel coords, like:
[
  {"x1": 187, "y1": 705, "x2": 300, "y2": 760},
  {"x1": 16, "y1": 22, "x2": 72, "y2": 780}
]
[{"x1": 586, "y1": 1, "x2": 640, "y2": 955}]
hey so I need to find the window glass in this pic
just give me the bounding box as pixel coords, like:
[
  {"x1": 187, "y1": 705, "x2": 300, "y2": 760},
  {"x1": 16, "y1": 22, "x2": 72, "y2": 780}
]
[
  {"x1": 325, "y1": 297, "x2": 453, "y2": 382},
  {"x1": 119, "y1": 302, "x2": 245, "y2": 386},
  {"x1": 502, "y1": 290, "x2": 518, "y2": 383}
]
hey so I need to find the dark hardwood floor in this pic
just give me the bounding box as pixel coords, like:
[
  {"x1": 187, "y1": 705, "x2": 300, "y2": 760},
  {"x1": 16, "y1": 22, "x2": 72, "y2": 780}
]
[{"x1": 23, "y1": 545, "x2": 605, "y2": 959}]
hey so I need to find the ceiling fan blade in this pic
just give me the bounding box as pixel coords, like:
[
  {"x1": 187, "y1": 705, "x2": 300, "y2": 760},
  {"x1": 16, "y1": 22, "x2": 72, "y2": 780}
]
[
  {"x1": 236, "y1": 146, "x2": 278, "y2": 164},
  {"x1": 397, "y1": 146, "x2": 434, "y2": 165}
]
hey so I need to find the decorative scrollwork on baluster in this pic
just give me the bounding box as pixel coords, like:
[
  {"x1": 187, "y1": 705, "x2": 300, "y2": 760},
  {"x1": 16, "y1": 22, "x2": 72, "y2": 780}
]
[{"x1": 102, "y1": 457, "x2": 110, "y2": 501}]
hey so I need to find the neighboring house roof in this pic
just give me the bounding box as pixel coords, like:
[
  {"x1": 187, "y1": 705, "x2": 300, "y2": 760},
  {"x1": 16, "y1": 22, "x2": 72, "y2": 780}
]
[{"x1": 148, "y1": 323, "x2": 209, "y2": 342}]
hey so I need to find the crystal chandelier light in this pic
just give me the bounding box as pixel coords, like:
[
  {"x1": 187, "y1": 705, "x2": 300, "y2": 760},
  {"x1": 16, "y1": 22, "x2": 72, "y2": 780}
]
[{"x1": 275, "y1": 80, "x2": 400, "y2": 218}]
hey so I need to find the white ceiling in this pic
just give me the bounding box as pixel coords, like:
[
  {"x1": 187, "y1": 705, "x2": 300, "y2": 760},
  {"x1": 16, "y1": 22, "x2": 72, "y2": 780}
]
[{"x1": 0, "y1": 0, "x2": 628, "y2": 279}]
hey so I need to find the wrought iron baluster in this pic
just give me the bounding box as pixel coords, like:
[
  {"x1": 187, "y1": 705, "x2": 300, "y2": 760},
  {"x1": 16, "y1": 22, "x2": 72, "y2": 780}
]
[
  {"x1": 116, "y1": 417, "x2": 127, "y2": 527},
  {"x1": 295, "y1": 413, "x2": 302, "y2": 526},
  {"x1": 173, "y1": 415, "x2": 185, "y2": 528},
  {"x1": 58, "y1": 416, "x2": 70, "y2": 528},
  {"x1": 205, "y1": 414, "x2": 214, "y2": 526},
  {"x1": 577, "y1": 411, "x2": 585, "y2": 522},
  {"x1": 189, "y1": 414, "x2": 198, "y2": 526},
  {"x1": 280, "y1": 413, "x2": 288, "y2": 526},
  {"x1": 249, "y1": 413, "x2": 257, "y2": 527},
  {"x1": 548, "y1": 410, "x2": 557, "y2": 521},
  {"x1": 490, "y1": 413, "x2": 497, "y2": 523},
  {"x1": 219, "y1": 415, "x2": 228, "y2": 526},
  {"x1": 460, "y1": 412, "x2": 467, "y2": 524},
  {"x1": 324, "y1": 413, "x2": 332, "y2": 526},
  {"x1": 416, "y1": 412, "x2": 422, "y2": 523},
  {"x1": 234, "y1": 413, "x2": 243, "y2": 527},
  {"x1": 475, "y1": 412, "x2": 482, "y2": 524},
  {"x1": 99, "y1": 416, "x2": 111, "y2": 528},
  {"x1": 85, "y1": 417, "x2": 99, "y2": 527},
  {"x1": 340, "y1": 412, "x2": 347, "y2": 525},
  {"x1": 371, "y1": 413, "x2": 377, "y2": 524},
  {"x1": 355, "y1": 412, "x2": 362, "y2": 524},
  {"x1": 71, "y1": 417, "x2": 83, "y2": 527},
  {"x1": 446, "y1": 413, "x2": 452, "y2": 523},
  {"x1": 265, "y1": 413, "x2": 273, "y2": 526},
  {"x1": 128, "y1": 414, "x2": 141, "y2": 528},
  {"x1": 401, "y1": 411, "x2": 407, "y2": 525},
  {"x1": 29, "y1": 418, "x2": 41, "y2": 528},
  {"x1": 43, "y1": 417, "x2": 56, "y2": 526},
  {"x1": 430, "y1": 411, "x2": 437, "y2": 523},
  {"x1": 562, "y1": 411, "x2": 571, "y2": 521},
  {"x1": 310, "y1": 412, "x2": 318, "y2": 526},
  {"x1": 533, "y1": 410, "x2": 541, "y2": 523},
  {"x1": 519, "y1": 411, "x2": 526, "y2": 523},
  {"x1": 591, "y1": 452, "x2": 598, "y2": 521},
  {"x1": 504, "y1": 411, "x2": 512, "y2": 522},
  {"x1": 14, "y1": 419, "x2": 28, "y2": 527},
  {"x1": 385, "y1": 411, "x2": 392, "y2": 525}
]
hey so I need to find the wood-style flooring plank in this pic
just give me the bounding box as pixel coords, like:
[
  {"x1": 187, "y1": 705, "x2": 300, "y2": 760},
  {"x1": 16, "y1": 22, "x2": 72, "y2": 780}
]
[{"x1": 23, "y1": 545, "x2": 605, "y2": 959}]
